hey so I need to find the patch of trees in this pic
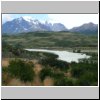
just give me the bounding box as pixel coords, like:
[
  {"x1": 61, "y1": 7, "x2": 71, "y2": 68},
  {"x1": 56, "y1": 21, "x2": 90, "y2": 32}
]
[
  {"x1": 53, "y1": 72, "x2": 67, "y2": 86},
  {"x1": 2, "y1": 41, "x2": 59, "y2": 61},
  {"x1": 8, "y1": 59, "x2": 34, "y2": 82},
  {"x1": 77, "y1": 72, "x2": 98, "y2": 86},
  {"x1": 2, "y1": 41, "x2": 24, "y2": 57},
  {"x1": 38, "y1": 51, "x2": 69, "y2": 71},
  {"x1": 2, "y1": 67, "x2": 11, "y2": 86},
  {"x1": 39, "y1": 53, "x2": 98, "y2": 86},
  {"x1": 70, "y1": 60, "x2": 98, "y2": 86},
  {"x1": 86, "y1": 52, "x2": 98, "y2": 62},
  {"x1": 39, "y1": 58, "x2": 69, "y2": 71},
  {"x1": 2, "y1": 41, "x2": 41, "y2": 59},
  {"x1": 54, "y1": 77, "x2": 74, "y2": 86},
  {"x1": 73, "y1": 49, "x2": 81, "y2": 53},
  {"x1": 39, "y1": 67, "x2": 75, "y2": 86},
  {"x1": 42, "y1": 52, "x2": 58, "y2": 59},
  {"x1": 40, "y1": 67, "x2": 53, "y2": 81}
]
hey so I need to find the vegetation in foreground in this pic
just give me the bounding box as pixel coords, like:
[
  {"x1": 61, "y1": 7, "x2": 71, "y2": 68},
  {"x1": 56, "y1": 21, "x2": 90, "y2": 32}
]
[
  {"x1": 2, "y1": 42, "x2": 98, "y2": 86},
  {"x1": 2, "y1": 54, "x2": 98, "y2": 86},
  {"x1": 2, "y1": 32, "x2": 98, "y2": 86}
]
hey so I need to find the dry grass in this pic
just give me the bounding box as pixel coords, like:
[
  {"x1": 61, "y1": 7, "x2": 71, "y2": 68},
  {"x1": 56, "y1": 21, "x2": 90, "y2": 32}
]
[
  {"x1": 64, "y1": 72, "x2": 71, "y2": 78},
  {"x1": 34, "y1": 64, "x2": 42, "y2": 75},
  {"x1": 32, "y1": 63, "x2": 43, "y2": 86},
  {"x1": 8, "y1": 78, "x2": 34, "y2": 86},
  {"x1": 2, "y1": 58, "x2": 9, "y2": 67},
  {"x1": 2, "y1": 58, "x2": 55, "y2": 86},
  {"x1": 2, "y1": 73, "x2": 10, "y2": 86},
  {"x1": 43, "y1": 77, "x2": 54, "y2": 86}
]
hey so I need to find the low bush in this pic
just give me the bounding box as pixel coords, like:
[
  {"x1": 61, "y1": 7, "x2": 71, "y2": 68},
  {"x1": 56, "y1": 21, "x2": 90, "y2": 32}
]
[
  {"x1": 40, "y1": 67, "x2": 53, "y2": 81},
  {"x1": 40, "y1": 58, "x2": 69, "y2": 71},
  {"x1": 8, "y1": 59, "x2": 34, "y2": 82}
]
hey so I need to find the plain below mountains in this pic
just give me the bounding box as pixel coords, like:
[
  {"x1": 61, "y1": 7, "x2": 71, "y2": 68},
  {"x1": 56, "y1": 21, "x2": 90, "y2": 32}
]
[{"x1": 2, "y1": 17, "x2": 98, "y2": 35}]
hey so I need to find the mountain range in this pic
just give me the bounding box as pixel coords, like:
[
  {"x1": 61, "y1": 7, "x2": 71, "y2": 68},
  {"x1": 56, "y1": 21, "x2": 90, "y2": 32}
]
[{"x1": 2, "y1": 17, "x2": 98, "y2": 35}]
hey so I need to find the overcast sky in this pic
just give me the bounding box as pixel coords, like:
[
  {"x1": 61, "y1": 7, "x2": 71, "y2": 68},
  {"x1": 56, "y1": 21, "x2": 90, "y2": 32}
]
[{"x1": 2, "y1": 14, "x2": 98, "y2": 29}]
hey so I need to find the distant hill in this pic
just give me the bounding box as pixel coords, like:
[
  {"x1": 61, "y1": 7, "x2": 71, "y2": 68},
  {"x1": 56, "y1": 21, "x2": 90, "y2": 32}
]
[{"x1": 70, "y1": 22, "x2": 98, "y2": 35}]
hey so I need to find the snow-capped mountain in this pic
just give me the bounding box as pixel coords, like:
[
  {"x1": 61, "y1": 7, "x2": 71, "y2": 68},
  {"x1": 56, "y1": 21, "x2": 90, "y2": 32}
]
[
  {"x1": 2, "y1": 17, "x2": 98, "y2": 35},
  {"x1": 2, "y1": 17, "x2": 68, "y2": 34}
]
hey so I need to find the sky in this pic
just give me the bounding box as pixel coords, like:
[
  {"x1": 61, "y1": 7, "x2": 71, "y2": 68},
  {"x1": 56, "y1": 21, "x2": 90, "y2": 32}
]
[{"x1": 2, "y1": 14, "x2": 99, "y2": 29}]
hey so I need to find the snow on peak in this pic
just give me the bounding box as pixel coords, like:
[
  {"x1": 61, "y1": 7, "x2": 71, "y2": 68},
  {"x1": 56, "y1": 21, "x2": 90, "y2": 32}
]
[
  {"x1": 22, "y1": 16, "x2": 34, "y2": 22},
  {"x1": 22, "y1": 16, "x2": 40, "y2": 24},
  {"x1": 33, "y1": 19, "x2": 40, "y2": 24}
]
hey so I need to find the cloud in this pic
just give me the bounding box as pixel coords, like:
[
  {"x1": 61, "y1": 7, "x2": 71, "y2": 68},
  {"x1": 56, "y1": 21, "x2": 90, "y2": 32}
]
[
  {"x1": 2, "y1": 14, "x2": 13, "y2": 24},
  {"x1": 48, "y1": 14, "x2": 99, "y2": 29}
]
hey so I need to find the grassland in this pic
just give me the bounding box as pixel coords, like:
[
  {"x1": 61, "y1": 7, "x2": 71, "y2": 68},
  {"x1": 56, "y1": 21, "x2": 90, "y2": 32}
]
[{"x1": 2, "y1": 32, "x2": 98, "y2": 50}]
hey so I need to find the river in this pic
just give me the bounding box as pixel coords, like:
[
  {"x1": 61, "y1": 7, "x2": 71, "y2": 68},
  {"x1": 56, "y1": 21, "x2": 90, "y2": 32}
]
[{"x1": 25, "y1": 49, "x2": 90, "y2": 63}]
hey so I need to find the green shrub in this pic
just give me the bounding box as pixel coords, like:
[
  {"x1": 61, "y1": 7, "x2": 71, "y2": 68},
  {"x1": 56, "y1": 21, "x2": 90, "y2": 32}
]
[
  {"x1": 71, "y1": 63, "x2": 84, "y2": 78},
  {"x1": 54, "y1": 77, "x2": 74, "y2": 86},
  {"x1": 77, "y1": 49, "x2": 81, "y2": 53},
  {"x1": 2, "y1": 67, "x2": 11, "y2": 86},
  {"x1": 77, "y1": 72, "x2": 97, "y2": 86},
  {"x1": 8, "y1": 59, "x2": 34, "y2": 82},
  {"x1": 54, "y1": 78, "x2": 66, "y2": 86},
  {"x1": 40, "y1": 58, "x2": 69, "y2": 71},
  {"x1": 53, "y1": 72, "x2": 64, "y2": 80},
  {"x1": 2, "y1": 67, "x2": 9, "y2": 73},
  {"x1": 40, "y1": 67, "x2": 53, "y2": 81},
  {"x1": 70, "y1": 58, "x2": 98, "y2": 86}
]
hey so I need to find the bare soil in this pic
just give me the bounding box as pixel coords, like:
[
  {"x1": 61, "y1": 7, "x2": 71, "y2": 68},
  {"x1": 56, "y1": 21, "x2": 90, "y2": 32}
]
[
  {"x1": 2, "y1": 58, "x2": 9, "y2": 67},
  {"x1": 43, "y1": 77, "x2": 54, "y2": 86}
]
